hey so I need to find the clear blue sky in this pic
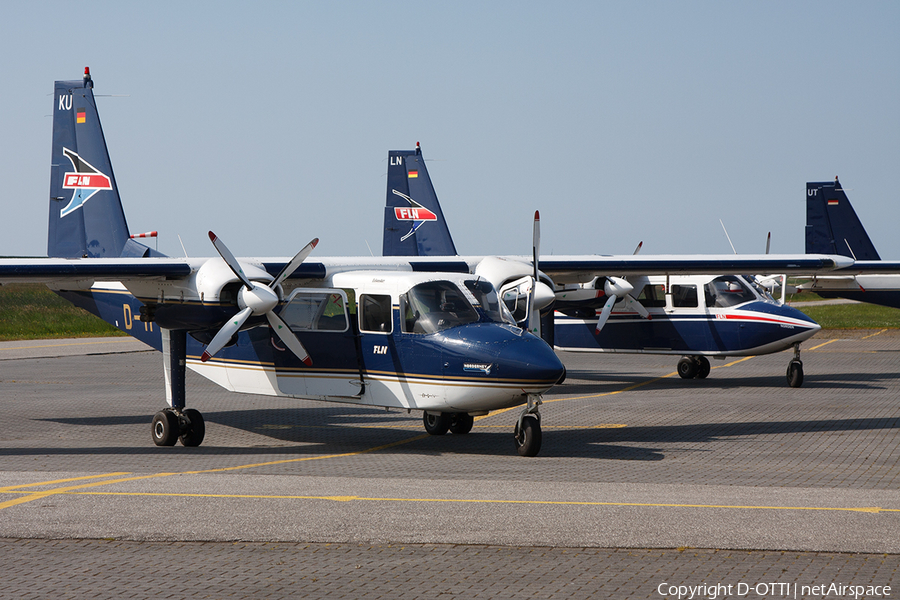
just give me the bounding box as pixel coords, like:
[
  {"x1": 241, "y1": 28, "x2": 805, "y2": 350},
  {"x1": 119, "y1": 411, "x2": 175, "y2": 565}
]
[{"x1": 3, "y1": 1, "x2": 898, "y2": 259}]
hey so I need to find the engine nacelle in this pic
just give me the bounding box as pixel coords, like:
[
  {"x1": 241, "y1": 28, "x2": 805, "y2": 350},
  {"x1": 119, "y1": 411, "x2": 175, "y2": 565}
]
[
  {"x1": 195, "y1": 257, "x2": 273, "y2": 304},
  {"x1": 474, "y1": 256, "x2": 555, "y2": 311}
]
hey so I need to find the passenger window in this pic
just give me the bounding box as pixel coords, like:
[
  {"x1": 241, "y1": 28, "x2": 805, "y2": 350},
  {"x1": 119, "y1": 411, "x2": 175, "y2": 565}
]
[
  {"x1": 281, "y1": 290, "x2": 349, "y2": 332},
  {"x1": 636, "y1": 284, "x2": 666, "y2": 308},
  {"x1": 671, "y1": 284, "x2": 698, "y2": 308},
  {"x1": 360, "y1": 294, "x2": 393, "y2": 333}
]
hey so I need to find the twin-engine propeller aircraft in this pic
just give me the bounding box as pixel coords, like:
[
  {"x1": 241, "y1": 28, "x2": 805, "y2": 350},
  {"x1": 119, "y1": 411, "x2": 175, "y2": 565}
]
[
  {"x1": 799, "y1": 177, "x2": 900, "y2": 308},
  {"x1": 2, "y1": 69, "x2": 564, "y2": 457},
  {"x1": 0, "y1": 71, "x2": 854, "y2": 456},
  {"x1": 383, "y1": 144, "x2": 829, "y2": 387}
]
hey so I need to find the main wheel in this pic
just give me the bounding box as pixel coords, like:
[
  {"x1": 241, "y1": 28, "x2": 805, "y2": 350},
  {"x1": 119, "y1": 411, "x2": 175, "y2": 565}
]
[
  {"x1": 151, "y1": 410, "x2": 179, "y2": 447},
  {"x1": 786, "y1": 360, "x2": 804, "y2": 388},
  {"x1": 449, "y1": 413, "x2": 474, "y2": 435},
  {"x1": 179, "y1": 408, "x2": 205, "y2": 447},
  {"x1": 423, "y1": 412, "x2": 451, "y2": 435},
  {"x1": 514, "y1": 416, "x2": 542, "y2": 457},
  {"x1": 696, "y1": 356, "x2": 711, "y2": 379},
  {"x1": 677, "y1": 356, "x2": 698, "y2": 379}
]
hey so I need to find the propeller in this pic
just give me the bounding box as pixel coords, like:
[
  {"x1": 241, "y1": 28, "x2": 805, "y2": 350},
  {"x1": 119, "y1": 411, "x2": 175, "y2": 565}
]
[
  {"x1": 201, "y1": 232, "x2": 318, "y2": 365},
  {"x1": 594, "y1": 277, "x2": 651, "y2": 334}
]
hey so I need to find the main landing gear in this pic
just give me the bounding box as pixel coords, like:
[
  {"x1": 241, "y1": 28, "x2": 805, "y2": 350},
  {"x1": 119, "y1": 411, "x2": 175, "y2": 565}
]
[
  {"x1": 677, "y1": 355, "x2": 710, "y2": 380},
  {"x1": 152, "y1": 329, "x2": 207, "y2": 447},
  {"x1": 422, "y1": 394, "x2": 544, "y2": 457},
  {"x1": 152, "y1": 408, "x2": 205, "y2": 447},
  {"x1": 423, "y1": 411, "x2": 475, "y2": 436}
]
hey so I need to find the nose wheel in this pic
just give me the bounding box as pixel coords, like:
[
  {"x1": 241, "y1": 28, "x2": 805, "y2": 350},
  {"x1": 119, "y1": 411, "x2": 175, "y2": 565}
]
[
  {"x1": 513, "y1": 394, "x2": 543, "y2": 457},
  {"x1": 786, "y1": 343, "x2": 805, "y2": 388}
]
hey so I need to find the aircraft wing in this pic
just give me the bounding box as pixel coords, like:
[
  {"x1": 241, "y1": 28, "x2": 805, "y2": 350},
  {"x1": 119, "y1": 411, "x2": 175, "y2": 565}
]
[
  {"x1": 514, "y1": 253, "x2": 856, "y2": 283},
  {"x1": 0, "y1": 258, "x2": 193, "y2": 284},
  {"x1": 825, "y1": 260, "x2": 900, "y2": 275}
]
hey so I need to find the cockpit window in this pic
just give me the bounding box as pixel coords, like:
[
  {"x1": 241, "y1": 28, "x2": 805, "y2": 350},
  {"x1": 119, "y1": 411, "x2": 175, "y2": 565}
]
[
  {"x1": 464, "y1": 279, "x2": 516, "y2": 325},
  {"x1": 704, "y1": 275, "x2": 757, "y2": 308},
  {"x1": 402, "y1": 281, "x2": 480, "y2": 334}
]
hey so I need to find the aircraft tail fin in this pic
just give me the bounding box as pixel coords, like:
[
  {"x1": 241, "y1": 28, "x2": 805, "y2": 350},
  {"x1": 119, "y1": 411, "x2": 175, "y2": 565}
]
[
  {"x1": 806, "y1": 177, "x2": 880, "y2": 260},
  {"x1": 48, "y1": 68, "x2": 158, "y2": 259},
  {"x1": 383, "y1": 143, "x2": 457, "y2": 256}
]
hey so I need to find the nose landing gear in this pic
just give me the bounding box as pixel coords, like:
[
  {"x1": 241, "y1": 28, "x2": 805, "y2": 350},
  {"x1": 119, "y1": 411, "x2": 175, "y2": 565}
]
[
  {"x1": 514, "y1": 394, "x2": 543, "y2": 457},
  {"x1": 786, "y1": 344, "x2": 804, "y2": 388}
]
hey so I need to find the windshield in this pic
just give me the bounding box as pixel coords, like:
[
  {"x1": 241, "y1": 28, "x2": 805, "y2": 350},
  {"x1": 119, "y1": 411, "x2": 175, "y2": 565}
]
[
  {"x1": 464, "y1": 279, "x2": 517, "y2": 325},
  {"x1": 402, "y1": 281, "x2": 480, "y2": 334},
  {"x1": 704, "y1": 275, "x2": 758, "y2": 308}
]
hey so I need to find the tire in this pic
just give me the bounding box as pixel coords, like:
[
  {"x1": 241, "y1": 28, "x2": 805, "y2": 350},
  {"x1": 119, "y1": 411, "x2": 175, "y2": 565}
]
[
  {"x1": 786, "y1": 360, "x2": 804, "y2": 388},
  {"x1": 179, "y1": 408, "x2": 205, "y2": 447},
  {"x1": 514, "y1": 416, "x2": 542, "y2": 457},
  {"x1": 449, "y1": 413, "x2": 474, "y2": 435},
  {"x1": 423, "y1": 412, "x2": 451, "y2": 435},
  {"x1": 695, "y1": 356, "x2": 711, "y2": 379},
  {"x1": 151, "y1": 410, "x2": 179, "y2": 447},
  {"x1": 677, "y1": 357, "x2": 698, "y2": 379}
]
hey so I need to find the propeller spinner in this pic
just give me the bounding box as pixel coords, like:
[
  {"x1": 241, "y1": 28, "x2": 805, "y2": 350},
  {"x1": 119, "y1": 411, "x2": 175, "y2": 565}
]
[{"x1": 201, "y1": 232, "x2": 318, "y2": 365}]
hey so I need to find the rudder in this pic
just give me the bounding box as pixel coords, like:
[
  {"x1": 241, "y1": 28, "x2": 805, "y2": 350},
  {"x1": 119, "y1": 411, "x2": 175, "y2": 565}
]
[{"x1": 805, "y1": 177, "x2": 880, "y2": 260}]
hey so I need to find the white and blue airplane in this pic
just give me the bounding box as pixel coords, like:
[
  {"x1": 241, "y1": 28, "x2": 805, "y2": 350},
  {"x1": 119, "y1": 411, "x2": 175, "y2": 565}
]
[
  {"x1": 0, "y1": 70, "x2": 853, "y2": 456},
  {"x1": 799, "y1": 177, "x2": 900, "y2": 308},
  {"x1": 383, "y1": 145, "x2": 829, "y2": 388}
]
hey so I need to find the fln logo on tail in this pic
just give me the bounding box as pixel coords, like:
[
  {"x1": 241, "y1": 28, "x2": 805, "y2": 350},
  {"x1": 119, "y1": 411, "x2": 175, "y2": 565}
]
[{"x1": 59, "y1": 147, "x2": 113, "y2": 217}]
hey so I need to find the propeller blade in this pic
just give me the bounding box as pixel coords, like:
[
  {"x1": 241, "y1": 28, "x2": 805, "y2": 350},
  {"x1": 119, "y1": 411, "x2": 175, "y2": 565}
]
[
  {"x1": 266, "y1": 311, "x2": 312, "y2": 366},
  {"x1": 209, "y1": 231, "x2": 254, "y2": 290},
  {"x1": 765, "y1": 232, "x2": 771, "y2": 255},
  {"x1": 633, "y1": 241, "x2": 643, "y2": 255},
  {"x1": 532, "y1": 211, "x2": 541, "y2": 281},
  {"x1": 623, "y1": 294, "x2": 651, "y2": 320},
  {"x1": 272, "y1": 238, "x2": 319, "y2": 288},
  {"x1": 201, "y1": 306, "x2": 253, "y2": 362},
  {"x1": 595, "y1": 295, "x2": 618, "y2": 334},
  {"x1": 528, "y1": 211, "x2": 542, "y2": 336}
]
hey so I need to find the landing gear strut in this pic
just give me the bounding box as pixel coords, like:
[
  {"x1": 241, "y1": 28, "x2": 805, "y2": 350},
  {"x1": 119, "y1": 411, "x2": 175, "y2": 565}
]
[
  {"x1": 513, "y1": 394, "x2": 543, "y2": 457},
  {"x1": 152, "y1": 329, "x2": 206, "y2": 447},
  {"x1": 677, "y1": 355, "x2": 710, "y2": 379},
  {"x1": 786, "y1": 343, "x2": 804, "y2": 388}
]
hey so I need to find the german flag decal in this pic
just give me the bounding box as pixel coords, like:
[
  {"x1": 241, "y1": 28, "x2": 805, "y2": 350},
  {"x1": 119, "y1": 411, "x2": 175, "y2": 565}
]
[
  {"x1": 408, "y1": 169, "x2": 418, "y2": 178},
  {"x1": 76, "y1": 108, "x2": 86, "y2": 124}
]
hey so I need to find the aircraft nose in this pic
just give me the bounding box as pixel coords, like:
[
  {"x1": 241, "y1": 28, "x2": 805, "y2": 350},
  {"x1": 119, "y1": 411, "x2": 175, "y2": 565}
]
[{"x1": 497, "y1": 334, "x2": 566, "y2": 385}]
